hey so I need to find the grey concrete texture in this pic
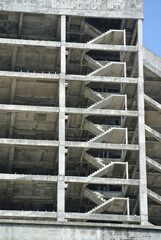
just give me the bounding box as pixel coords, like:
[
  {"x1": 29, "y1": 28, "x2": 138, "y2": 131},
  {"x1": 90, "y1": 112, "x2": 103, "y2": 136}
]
[
  {"x1": 0, "y1": 223, "x2": 161, "y2": 240},
  {"x1": 0, "y1": 0, "x2": 161, "y2": 228},
  {"x1": 0, "y1": 0, "x2": 143, "y2": 18}
]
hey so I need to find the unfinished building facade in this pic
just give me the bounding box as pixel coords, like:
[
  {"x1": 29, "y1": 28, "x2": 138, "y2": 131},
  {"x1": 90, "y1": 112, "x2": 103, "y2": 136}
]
[{"x1": 0, "y1": 0, "x2": 161, "y2": 239}]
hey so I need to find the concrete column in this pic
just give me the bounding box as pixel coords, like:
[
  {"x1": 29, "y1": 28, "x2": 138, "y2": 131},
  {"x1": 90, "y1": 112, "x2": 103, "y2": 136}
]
[
  {"x1": 57, "y1": 15, "x2": 66, "y2": 221},
  {"x1": 137, "y1": 19, "x2": 148, "y2": 225}
]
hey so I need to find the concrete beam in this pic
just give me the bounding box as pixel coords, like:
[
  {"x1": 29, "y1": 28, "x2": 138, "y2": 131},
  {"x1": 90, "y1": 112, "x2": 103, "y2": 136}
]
[
  {"x1": 0, "y1": 138, "x2": 139, "y2": 150},
  {"x1": 7, "y1": 146, "x2": 15, "y2": 173},
  {"x1": 0, "y1": 38, "x2": 137, "y2": 52},
  {"x1": 0, "y1": 174, "x2": 139, "y2": 186},
  {"x1": 0, "y1": 173, "x2": 57, "y2": 183},
  {"x1": 0, "y1": 138, "x2": 58, "y2": 147},
  {"x1": 0, "y1": 210, "x2": 140, "y2": 223},
  {"x1": 65, "y1": 213, "x2": 140, "y2": 223},
  {"x1": 65, "y1": 176, "x2": 139, "y2": 186},
  {"x1": 137, "y1": 19, "x2": 148, "y2": 225},
  {"x1": 0, "y1": 71, "x2": 59, "y2": 81},
  {"x1": 57, "y1": 15, "x2": 66, "y2": 221},
  {"x1": 65, "y1": 142, "x2": 139, "y2": 151},
  {"x1": 66, "y1": 108, "x2": 138, "y2": 117},
  {"x1": 0, "y1": 71, "x2": 137, "y2": 84},
  {"x1": 0, "y1": 104, "x2": 59, "y2": 114},
  {"x1": 18, "y1": 13, "x2": 23, "y2": 38},
  {"x1": 0, "y1": 38, "x2": 60, "y2": 48},
  {"x1": 0, "y1": 103, "x2": 136, "y2": 117},
  {"x1": 66, "y1": 75, "x2": 138, "y2": 84},
  {"x1": 0, "y1": 210, "x2": 57, "y2": 220},
  {"x1": 66, "y1": 43, "x2": 137, "y2": 52}
]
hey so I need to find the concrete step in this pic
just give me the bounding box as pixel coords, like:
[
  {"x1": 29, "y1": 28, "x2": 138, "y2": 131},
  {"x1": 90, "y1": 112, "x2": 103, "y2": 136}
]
[
  {"x1": 88, "y1": 29, "x2": 124, "y2": 45},
  {"x1": 88, "y1": 94, "x2": 125, "y2": 110},
  {"x1": 84, "y1": 152, "x2": 105, "y2": 169},
  {"x1": 84, "y1": 54, "x2": 103, "y2": 70},
  {"x1": 88, "y1": 127, "x2": 126, "y2": 143},
  {"x1": 145, "y1": 125, "x2": 161, "y2": 142},
  {"x1": 84, "y1": 188, "x2": 105, "y2": 205},
  {"x1": 147, "y1": 189, "x2": 161, "y2": 205},
  {"x1": 86, "y1": 198, "x2": 114, "y2": 214},
  {"x1": 146, "y1": 157, "x2": 161, "y2": 173},
  {"x1": 88, "y1": 62, "x2": 125, "y2": 77},
  {"x1": 84, "y1": 86, "x2": 104, "y2": 103},
  {"x1": 88, "y1": 162, "x2": 126, "y2": 178},
  {"x1": 86, "y1": 197, "x2": 127, "y2": 214},
  {"x1": 84, "y1": 119, "x2": 104, "y2": 136},
  {"x1": 84, "y1": 22, "x2": 102, "y2": 38},
  {"x1": 144, "y1": 94, "x2": 161, "y2": 112}
]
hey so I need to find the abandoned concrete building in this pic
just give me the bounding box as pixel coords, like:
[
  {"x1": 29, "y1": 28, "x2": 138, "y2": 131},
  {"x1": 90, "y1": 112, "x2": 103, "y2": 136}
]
[{"x1": 0, "y1": 0, "x2": 161, "y2": 239}]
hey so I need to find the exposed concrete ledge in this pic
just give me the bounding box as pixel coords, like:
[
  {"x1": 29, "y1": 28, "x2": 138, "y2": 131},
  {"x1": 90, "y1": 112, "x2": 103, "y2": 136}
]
[
  {"x1": 0, "y1": 220, "x2": 161, "y2": 240},
  {"x1": 0, "y1": 219, "x2": 160, "y2": 230},
  {"x1": 0, "y1": 0, "x2": 143, "y2": 19},
  {"x1": 0, "y1": 71, "x2": 138, "y2": 84}
]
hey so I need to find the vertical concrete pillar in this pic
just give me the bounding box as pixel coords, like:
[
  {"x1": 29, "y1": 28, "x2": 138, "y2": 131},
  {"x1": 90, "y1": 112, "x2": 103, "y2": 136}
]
[
  {"x1": 57, "y1": 15, "x2": 66, "y2": 221},
  {"x1": 137, "y1": 19, "x2": 148, "y2": 225}
]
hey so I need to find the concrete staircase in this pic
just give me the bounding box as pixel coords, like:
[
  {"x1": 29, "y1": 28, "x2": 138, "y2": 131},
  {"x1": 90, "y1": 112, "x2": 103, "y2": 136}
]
[
  {"x1": 84, "y1": 54, "x2": 103, "y2": 70},
  {"x1": 88, "y1": 127, "x2": 126, "y2": 143},
  {"x1": 144, "y1": 94, "x2": 161, "y2": 112},
  {"x1": 88, "y1": 94, "x2": 125, "y2": 110},
  {"x1": 84, "y1": 188, "x2": 105, "y2": 205},
  {"x1": 84, "y1": 119, "x2": 104, "y2": 136},
  {"x1": 88, "y1": 29, "x2": 125, "y2": 45},
  {"x1": 147, "y1": 189, "x2": 161, "y2": 205},
  {"x1": 146, "y1": 157, "x2": 161, "y2": 173},
  {"x1": 145, "y1": 125, "x2": 161, "y2": 142},
  {"x1": 144, "y1": 95, "x2": 161, "y2": 142},
  {"x1": 87, "y1": 162, "x2": 126, "y2": 178},
  {"x1": 84, "y1": 152, "x2": 105, "y2": 169},
  {"x1": 84, "y1": 22, "x2": 102, "y2": 38},
  {"x1": 88, "y1": 62, "x2": 124, "y2": 77},
  {"x1": 144, "y1": 94, "x2": 161, "y2": 208},
  {"x1": 86, "y1": 197, "x2": 127, "y2": 214},
  {"x1": 84, "y1": 86, "x2": 104, "y2": 102}
]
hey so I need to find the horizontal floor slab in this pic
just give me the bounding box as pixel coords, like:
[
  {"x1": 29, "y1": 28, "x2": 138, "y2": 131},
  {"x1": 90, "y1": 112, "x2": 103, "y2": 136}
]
[
  {"x1": 0, "y1": 71, "x2": 138, "y2": 84},
  {"x1": 65, "y1": 213, "x2": 140, "y2": 223},
  {"x1": 0, "y1": 38, "x2": 60, "y2": 48},
  {"x1": 66, "y1": 43, "x2": 137, "y2": 52},
  {"x1": 0, "y1": 71, "x2": 59, "y2": 81},
  {"x1": 0, "y1": 104, "x2": 59, "y2": 113},
  {"x1": 0, "y1": 38, "x2": 137, "y2": 52},
  {"x1": 66, "y1": 108, "x2": 138, "y2": 117},
  {"x1": 1, "y1": 221, "x2": 161, "y2": 240},
  {"x1": 66, "y1": 75, "x2": 138, "y2": 84},
  {"x1": 0, "y1": 104, "x2": 138, "y2": 117},
  {"x1": 0, "y1": 210, "x2": 139, "y2": 223},
  {"x1": 0, "y1": 210, "x2": 57, "y2": 219},
  {"x1": 0, "y1": 138, "x2": 139, "y2": 150},
  {"x1": 0, "y1": 138, "x2": 59, "y2": 147},
  {"x1": 65, "y1": 142, "x2": 139, "y2": 150},
  {"x1": 0, "y1": 174, "x2": 139, "y2": 185},
  {"x1": 65, "y1": 176, "x2": 139, "y2": 185}
]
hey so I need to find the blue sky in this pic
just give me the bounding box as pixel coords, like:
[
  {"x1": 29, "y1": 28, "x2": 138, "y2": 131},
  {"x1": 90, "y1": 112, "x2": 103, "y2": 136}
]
[{"x1": 143, "y1": 0, "x2": 161, "y2": 57}]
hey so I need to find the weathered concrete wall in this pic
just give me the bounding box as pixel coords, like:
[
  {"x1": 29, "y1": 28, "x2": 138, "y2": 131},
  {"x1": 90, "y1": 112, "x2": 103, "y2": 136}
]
[
  {"x1": 0, "y1": 0, "x2": 143, "y2": 19},
  {"x1": 0, "y1": 223, "x2": 161, "y2": 240}
]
